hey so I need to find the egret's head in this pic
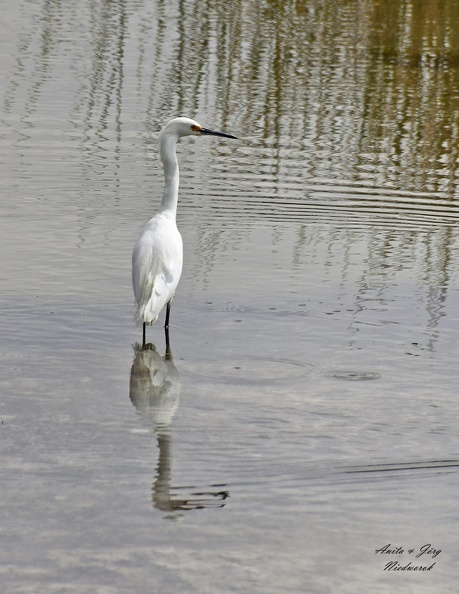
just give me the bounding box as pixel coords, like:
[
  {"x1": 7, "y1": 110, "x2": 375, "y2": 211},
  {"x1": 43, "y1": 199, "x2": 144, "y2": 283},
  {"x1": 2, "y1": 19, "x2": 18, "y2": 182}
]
[{"x1": 160, "y1": 117, "x2": 237, "y2": 141}]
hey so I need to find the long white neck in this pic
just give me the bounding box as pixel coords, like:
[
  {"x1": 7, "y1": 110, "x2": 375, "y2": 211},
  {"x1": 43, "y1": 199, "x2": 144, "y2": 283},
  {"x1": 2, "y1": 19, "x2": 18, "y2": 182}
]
[{"x1": 158, "y1": 134, "x2": 179, "y2": 219}]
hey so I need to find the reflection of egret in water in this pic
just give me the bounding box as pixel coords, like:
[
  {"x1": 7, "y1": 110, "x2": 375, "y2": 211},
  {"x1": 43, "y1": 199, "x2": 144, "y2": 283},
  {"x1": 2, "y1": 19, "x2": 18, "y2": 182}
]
[{"x1": 129, "y1": 336, "x2": 228, "y2": 518}]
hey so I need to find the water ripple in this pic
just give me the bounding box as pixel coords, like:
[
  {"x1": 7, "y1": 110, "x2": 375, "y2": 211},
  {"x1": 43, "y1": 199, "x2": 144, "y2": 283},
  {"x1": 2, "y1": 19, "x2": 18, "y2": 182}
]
[
  {"x1": 181, "y1": 356, "x2": 313, "y2": 385},
  {"x1": 182, "y1": 175, "x2": 459, "y2": 230}
]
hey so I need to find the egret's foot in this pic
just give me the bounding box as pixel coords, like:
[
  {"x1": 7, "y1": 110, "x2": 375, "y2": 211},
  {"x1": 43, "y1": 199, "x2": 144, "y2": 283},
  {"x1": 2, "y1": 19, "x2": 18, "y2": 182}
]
[{"x1": 141, "y1": 342, "x2": 155, "y2": 351}]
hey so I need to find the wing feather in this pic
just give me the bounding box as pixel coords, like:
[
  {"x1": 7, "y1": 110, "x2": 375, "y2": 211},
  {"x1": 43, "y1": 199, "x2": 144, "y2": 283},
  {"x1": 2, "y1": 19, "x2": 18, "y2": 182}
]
[{"x1": 132, "y1": 215, "x2": 183, "y2": 324}]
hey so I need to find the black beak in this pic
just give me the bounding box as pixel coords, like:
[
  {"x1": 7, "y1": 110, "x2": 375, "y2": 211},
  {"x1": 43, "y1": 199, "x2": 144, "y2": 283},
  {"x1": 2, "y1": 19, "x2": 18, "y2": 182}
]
[{"x1": 200, "y1": 127, "x2": 237, "y2": 140}]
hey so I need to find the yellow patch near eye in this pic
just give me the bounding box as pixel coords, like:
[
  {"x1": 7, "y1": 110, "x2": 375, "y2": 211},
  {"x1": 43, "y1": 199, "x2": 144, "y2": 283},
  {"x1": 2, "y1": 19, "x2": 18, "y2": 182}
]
[{"x1": 191, "y1": 125, "x2": 202, "y2": 132}]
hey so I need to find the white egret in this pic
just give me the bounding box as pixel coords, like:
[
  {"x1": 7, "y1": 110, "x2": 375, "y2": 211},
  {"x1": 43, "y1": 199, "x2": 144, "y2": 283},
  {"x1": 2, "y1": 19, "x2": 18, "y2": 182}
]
[{"x1": 132, "y1": 117, "x2": 237, "y2": 345}]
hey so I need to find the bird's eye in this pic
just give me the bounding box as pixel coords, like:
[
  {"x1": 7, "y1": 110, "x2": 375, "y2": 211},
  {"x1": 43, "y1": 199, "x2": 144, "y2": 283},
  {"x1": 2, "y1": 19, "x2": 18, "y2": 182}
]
[{"x1": 191, "y1": 125, "x2": 202, "y2": 132}]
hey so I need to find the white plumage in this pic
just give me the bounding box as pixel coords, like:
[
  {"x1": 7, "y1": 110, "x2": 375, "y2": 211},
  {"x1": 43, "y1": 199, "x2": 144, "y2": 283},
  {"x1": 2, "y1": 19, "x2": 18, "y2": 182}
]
[
  {"x1": 132, "y1": 214, "x2": 183, "y2": 325},
  {"x1": 132, "y1": 117, "x2": 236, "y2": 345}
]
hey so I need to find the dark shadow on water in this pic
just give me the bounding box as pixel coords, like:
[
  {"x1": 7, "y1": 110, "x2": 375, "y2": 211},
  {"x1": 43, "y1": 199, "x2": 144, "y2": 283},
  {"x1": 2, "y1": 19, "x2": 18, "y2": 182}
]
[{"x1": 129, "y1": 335, "x2": 229, "y2": 519}]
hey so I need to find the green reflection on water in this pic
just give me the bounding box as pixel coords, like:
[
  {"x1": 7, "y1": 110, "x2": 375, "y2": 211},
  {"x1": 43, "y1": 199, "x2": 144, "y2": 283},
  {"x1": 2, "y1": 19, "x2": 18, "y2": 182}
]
[{"x1": 5, "y1": 0, "x2": 459, "y2": 192}]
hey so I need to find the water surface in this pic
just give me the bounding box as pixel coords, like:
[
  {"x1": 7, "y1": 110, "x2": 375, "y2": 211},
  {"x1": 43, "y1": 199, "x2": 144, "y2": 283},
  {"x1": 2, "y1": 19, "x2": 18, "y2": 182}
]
[{"x1": 1, "y1": 0, "x2": 459, "y2": 592}]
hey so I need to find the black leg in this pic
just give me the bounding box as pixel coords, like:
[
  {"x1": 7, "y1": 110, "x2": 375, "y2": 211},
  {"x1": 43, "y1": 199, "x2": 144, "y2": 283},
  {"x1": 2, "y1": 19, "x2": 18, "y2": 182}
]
[
  {"x1": 165, "y1": 301, "x2": 171, "y2": 329},
  {"x1": 142, "y1": 322, "x2": 146, "y2": 346}
]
